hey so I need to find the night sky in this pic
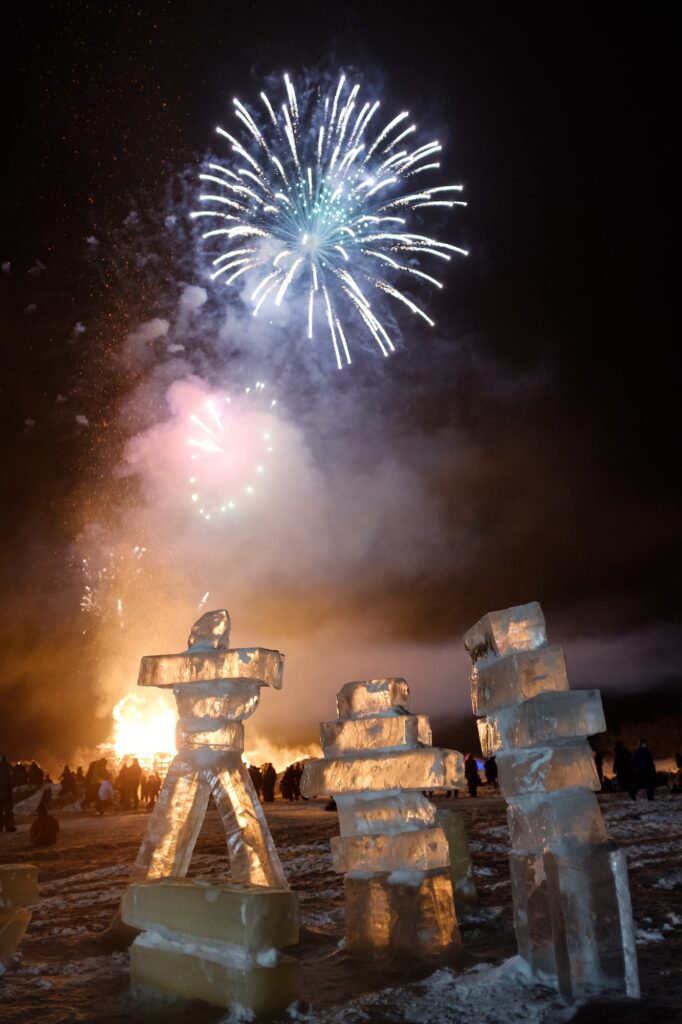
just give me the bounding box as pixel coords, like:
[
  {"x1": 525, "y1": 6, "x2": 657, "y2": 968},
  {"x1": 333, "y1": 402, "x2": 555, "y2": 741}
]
[{"x1": 1, "y1": 3, "x2": 678, "y2": 762}]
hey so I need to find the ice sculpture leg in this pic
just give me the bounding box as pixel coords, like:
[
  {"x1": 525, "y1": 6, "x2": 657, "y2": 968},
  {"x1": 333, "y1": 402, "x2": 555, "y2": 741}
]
[
  {"x1": 209, "y1": 760, "x2": 287, "y2": 888},
  {"x1": 131, "y1": 755, "x2": 211, "y2": 881}
]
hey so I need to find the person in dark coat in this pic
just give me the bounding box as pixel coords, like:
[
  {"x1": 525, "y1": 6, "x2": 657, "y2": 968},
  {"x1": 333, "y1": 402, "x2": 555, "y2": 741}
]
[
  {"x1": 280, "y1": 765, "x2": 295, "y2": 802},
  {"x1": 261, "y1": 763, "x2": 277, "y2": 802},
  {"x1": 13, "y1": 762, "x2": 28, "y2": 786},
  {"x1": 484, "y1": 757, "x2": 498, "y2": 789},
  {"x1": 630, "y1": 739, "x2": 656, "y2": 801},
  {"x1": 30, "y1": 801, "x2": 60, "y2": 846},
  {"x1": 128, "y1": 759, "x2": 142, "y2": 809},
  {"x1": 613, "y1": 741, "x2": 632, "y2": 793},
  {"x1": 0, "y1": 754, "x2": 16, "y2": 832},
  {"x1": 464, "y1": 753, "x2": 481, "y2": 798},
  {"x1": 145, "y1": 772, "x2": 161, "y2": 811},
  {"x1": 27, "y1": 761, "x2": 44, "y2": 786},
  {"x1": 59, "y1": 765, "x2": 76, "y2": 796},
  {"x1": 248, "y1": 764, "x2": 262, "y2": 799}
]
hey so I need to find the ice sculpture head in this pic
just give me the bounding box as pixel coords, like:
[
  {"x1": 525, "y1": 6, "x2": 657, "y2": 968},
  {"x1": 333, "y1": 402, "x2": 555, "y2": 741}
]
[{"x1": 187, "y1": 609, "x2": 231, "y2": 651}]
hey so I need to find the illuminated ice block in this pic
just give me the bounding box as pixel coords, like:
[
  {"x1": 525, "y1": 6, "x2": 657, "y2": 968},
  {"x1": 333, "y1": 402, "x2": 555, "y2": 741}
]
[
  {"x1": 464, "y1": 602, "x2": 546, "y2": 665},
  {"x1": 477, "y1": 689, "x2": 605, "y2": 756},
  {"x1": 336, "y1": 791, "x2": 438, "y2": 835},
  {"x1": 0, "y1": 909, "x2": 32, "y2": 960},
  {"x1": 330, "y1": 827, "x2": 449, "y2": 874},
  {"x1": 301, "y1": 748, "x2": 464, "y2": 796},
  {"x1": 496, "y1": 740, "x2": 600, "y2": 798},
  {"x1": 176, "y1": 719, "x2": 244, "y2": 751},
  {"x1": 122, "y1": 879, "x2": 299, "y2": 951},
  {"x1": 174, "y1": 680, "x2": 261, "y2": 722},
  {"x1": 471, "y1": 646, "x2": 569, "y2": 716},
  {"x1": 130, "y1": 932, "x2": 298, "y2": 1014},
  {"x1": 344, "y1": 870, "x2": 459, "y2": 957},
  {"x1": 320, "y1": 714, "x2": 432, "y2": 756},
  {"x1": 0, "y1": 865, "x2": 39, "y2": 911},
  {"x1": 139, "y1": 646, "x2": 285, "y2": 689},
  {"x1": 544, "y1": 845, "x2": 640, "y2": 1001},
  {"x1": 507, "y1": 788, "x2": 607, "y2": 853},
  {"x1": 336, "y1": 678, "x2": 410, "y2": 718},
  {"x1": 435, "y1": 810, "x2": 478, "y2": 904},
  {"x1": 128, "y1": 611, "x2": 288, "y2": 892}
]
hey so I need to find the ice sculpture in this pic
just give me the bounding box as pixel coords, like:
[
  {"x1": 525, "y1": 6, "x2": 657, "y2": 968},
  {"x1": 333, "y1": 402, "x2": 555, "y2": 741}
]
[
  {"x1": 0, "y1": 865, "x2": 38, "y2": 960},
  {"x1": 464, "y1": 602, "x2": 639, "y2": 1001},
  {"x1": 130, "y1": 610, "x2": 287, "y2": 887},
  {"x1": 122, "y1": 879, "x2": 298, "y2": 1013},
  {"x1": 301, "y1": 677, "x2": 469, "y2": 957},
  {"x1": 121, "y1": 611, "x2": 300, "y2": 1010}
]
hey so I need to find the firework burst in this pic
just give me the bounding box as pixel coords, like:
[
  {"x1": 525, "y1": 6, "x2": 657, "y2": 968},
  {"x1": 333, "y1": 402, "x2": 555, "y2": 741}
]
[{"x1": 192, "y1": 73, "x2": 467, "y2": 367}]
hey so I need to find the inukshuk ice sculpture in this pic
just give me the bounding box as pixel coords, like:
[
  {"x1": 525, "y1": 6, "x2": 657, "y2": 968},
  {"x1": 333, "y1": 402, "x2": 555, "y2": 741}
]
[
  {"x1": 301, "y1": 677, "x2": 466, "y2": 957},
  {"x1": 121, "y1": 610, "x2": 299, "y2": 1014},
  {"x1": 464, "y1": 601, "x2": 639, "y2": 1002}
]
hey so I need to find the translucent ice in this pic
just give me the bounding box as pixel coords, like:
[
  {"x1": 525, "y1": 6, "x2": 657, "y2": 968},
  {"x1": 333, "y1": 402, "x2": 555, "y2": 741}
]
[
  {"x1": 471, "y1": 646, "x2": 569, "y2": 716},
  {"x1": 176, "y1": 719, "x2": 244, "y2": 751},
  {"x1": 122, "y1": 879, "x2": 299, "y2": 950},
  {"x1": 301, "y1": 748, "x2": 464, "y2": 796},
  {"x1": 187, "y1": 608, "x2": 231, "y2": 650},
  {"x1": 138, "y1": 647, "x2": 285, "y2": 689},
  {"x1": 335, "y1": 791, "x2": 438, "y2": 835},
  {"x1": 464, "y1": 602, "x2": 546, "y2": 665},
  {"x1": 496, "y1": 740, "x2": 600, "y2": 798},
  {"x1": 336, "y1": 678, "x2": 410, "y2": 718},
  {"x1": 544, "y1": 844, "x2": 640, "y2": 1000},
  {"x1": 507, "y1": 788, "x2": 607, "y2": 853},
  {"x1": 343, "y1": 871, "x2": 459, "y2": 956},
  {"x1": 131, "y1": 754, "x2": 286, "y2": 888},
  {"x1": 477, "y1": 689, "x2": 605, "y2": 756},
  {"x1": 509, "y1": 852, "x2": 556, "y2": 975},
  {"x1": 330, "y1": 827, "x2": 450, "y2": 873},
  {"x1": 320, "y1": 714, "x2": 432, "y2": 756},
  {"x1": 174, "y1": 680, "x2": 261, "y2": 722},
  {"x1": 130, "y1": 931, "x2": 298, "y2": 1014},
  {"x1": 0, "y1": 865, "x2": 39, "y2": 910},
  {"x1": 435, "y1": 810, "x2": 478, "y2": 904}
]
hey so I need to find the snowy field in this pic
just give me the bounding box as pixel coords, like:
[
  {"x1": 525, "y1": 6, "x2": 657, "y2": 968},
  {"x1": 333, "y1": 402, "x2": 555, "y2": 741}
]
[{"x1": 1, "y1": 791, "x2": 680, "y2": 1023}]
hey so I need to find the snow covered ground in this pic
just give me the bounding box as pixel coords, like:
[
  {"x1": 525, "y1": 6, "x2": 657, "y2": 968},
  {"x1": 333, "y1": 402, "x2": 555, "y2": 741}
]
[{"x1": 1, "y1": 790, "x2": 680, "y2": 1023}]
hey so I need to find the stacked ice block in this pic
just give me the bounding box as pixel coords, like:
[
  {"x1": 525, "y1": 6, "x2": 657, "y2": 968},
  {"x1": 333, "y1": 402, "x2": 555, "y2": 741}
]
[
  {"x1": 0, "y1": 865, "x2": 38, "y2": 961},
  {"x1": 122, "y1": 878, "x2": 299, "y2": 1014},
  {"x1": 464, "y1": 602, "x2": 639, "y2": 1001},
  {"x1": 301, "y1": 677, "x2": 467, "y2": 957},
  {"x1": 122, "y1": 610, "x2": 300, "y2": 1010}
]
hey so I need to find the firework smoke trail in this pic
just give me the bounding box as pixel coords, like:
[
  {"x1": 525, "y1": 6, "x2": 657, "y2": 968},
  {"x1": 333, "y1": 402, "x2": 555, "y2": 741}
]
[{"x1": 192, "y1": 74, "x2": 468, "y2": 368}]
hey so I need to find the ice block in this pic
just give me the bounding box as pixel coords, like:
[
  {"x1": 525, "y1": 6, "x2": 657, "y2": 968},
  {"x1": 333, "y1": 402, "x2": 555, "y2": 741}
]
[
  {"x1": 139, "y1": 647, "x2": 285, "y2": 689},
  {"x1": 509, "y1": 852, "x2": 556, "y2": 975},
  {"x1": 0, "y1": 908, "x2": 32, "y2": 959},
  {"x1": 336, "y1": 678, "x2": 410, "y2": 718},
  {"x1": 130, "y1": 931, "x2": 298, "y2": 1014},
  {"x1": 336, "y1": 791, "x2": 438, "y2": 835},
  {"x1": 544, "y1": 844, "x2": 640, "y2": 1001},
  {"x1": 176, "y1": 719, "x2": 244, "y2": 751},
  {"x1": 0, "y1": 865, "x2": 39, "y2": 910},
  {"x1": 496, "y1": 740, "x2": 601, "y2": 798},
  {"x1": 464, "y1": 602, "x2": 547, "y2": 665},
  {"x1": 471, "y1": 646, "x2": 569, "y2": 716},
  {"x1": 507, "y1": 788, "x2": 607, "y2": 853},
  {"x1": 330, "y1": 828, "x2": 450, "y2": 873},
  {"x1": 320, "y1": 714, "x2": 432, "y2": 756},
  {"x1": 174, "y1": 680, "x2": 261, "y2": 721},
  {"x1": 122, "y1": 879, "x2": 299, "y2": 950},
  {"x1": 477, "y1": 689, "x2": 605, "y2": 756},
  {"x1": 301, "y1": 748, "x2": 463, "y2": 797},
  {"x1": 344, "y1": 871, "x2": 459, "y2": 956},
  {"x1": 435, "y1": 810, "x2": 478, "y2": 904}
]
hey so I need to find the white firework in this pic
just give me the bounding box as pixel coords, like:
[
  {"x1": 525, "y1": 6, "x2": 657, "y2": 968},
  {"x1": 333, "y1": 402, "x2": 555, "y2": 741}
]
[{"x1": 192, "y1": 73, "x2": 468, "y2": 367}]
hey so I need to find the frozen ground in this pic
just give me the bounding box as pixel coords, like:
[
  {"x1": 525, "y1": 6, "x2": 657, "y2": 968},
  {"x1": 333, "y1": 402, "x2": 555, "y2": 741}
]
[{"x1": 1, "y1": 791, "x2": 681, "y2": 1023}]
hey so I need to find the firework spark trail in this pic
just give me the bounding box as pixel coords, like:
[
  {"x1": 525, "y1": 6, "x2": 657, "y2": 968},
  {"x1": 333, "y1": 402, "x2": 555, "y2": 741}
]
[{"x1": 192, "y1": 74, "x2": 467, "y2": 368}]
